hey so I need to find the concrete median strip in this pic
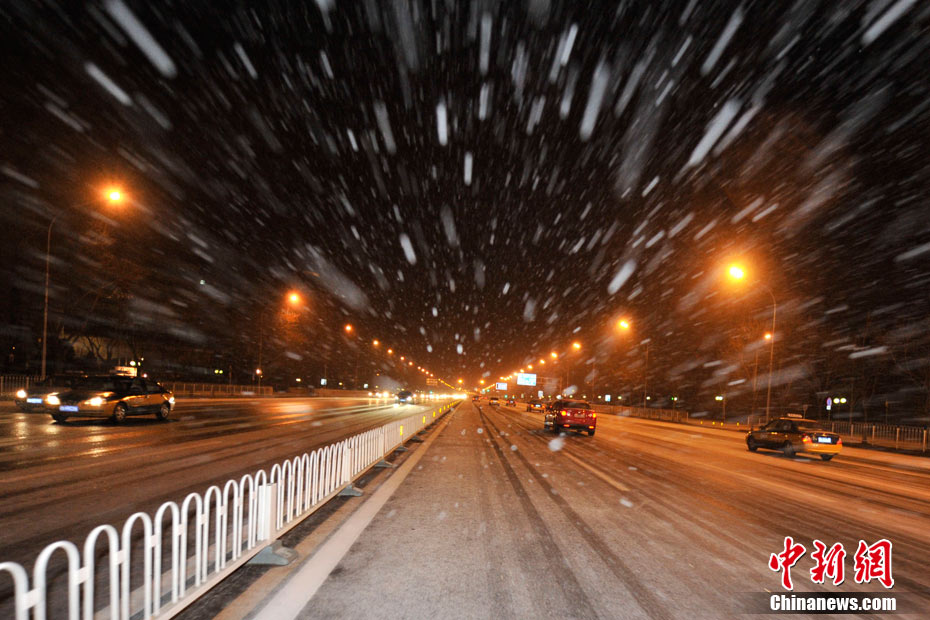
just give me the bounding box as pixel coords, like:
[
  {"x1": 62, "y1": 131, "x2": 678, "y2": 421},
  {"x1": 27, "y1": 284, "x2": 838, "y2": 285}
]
[{"x1": 249, "y1": 407, "x2": 456, "y2": 620}]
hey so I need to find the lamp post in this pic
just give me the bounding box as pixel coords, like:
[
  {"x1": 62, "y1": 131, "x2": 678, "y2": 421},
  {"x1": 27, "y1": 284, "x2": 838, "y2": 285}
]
[
  {"x1": 256, "y1": 291, "x2": 303, "y2": 391},
  {"x1": 728, "y1": 264, "x2": 778, "y2": 423},
  {"x1": 41, "y1": 188, "x2": 123, "y2": 379}
]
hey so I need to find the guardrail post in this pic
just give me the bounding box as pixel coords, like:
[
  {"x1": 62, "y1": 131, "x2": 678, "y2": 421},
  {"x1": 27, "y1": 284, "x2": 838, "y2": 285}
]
[
  {"x1": 923, "y1": 430, "x2": 927, "y2": 453},
  {"x1": 339, "y1": 444, "x2": 363, "y2": 496},
  {"x1": 895, "y1": 428, "x2": 900, "y2": 450},
  {"x1": 871, "y1": 425, "x2": 875, "y2": 443},
  {"x1": 248, "y1": 482, "x2": 297, "y2": 566}
]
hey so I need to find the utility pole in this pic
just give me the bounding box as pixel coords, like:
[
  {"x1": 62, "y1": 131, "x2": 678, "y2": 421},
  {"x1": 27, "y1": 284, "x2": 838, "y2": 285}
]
[{"x1": 642, "y1": 340, "x2": 650, "y2": 411}]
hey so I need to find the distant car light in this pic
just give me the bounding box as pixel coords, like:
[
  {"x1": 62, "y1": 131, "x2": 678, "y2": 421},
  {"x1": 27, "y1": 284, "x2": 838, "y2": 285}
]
[
  {"x1": 46, "y1": 394, "x2": 60, "y2": 406},
  {"x1": 16, "y1": 389, "x2": 27, "y2": 399}
]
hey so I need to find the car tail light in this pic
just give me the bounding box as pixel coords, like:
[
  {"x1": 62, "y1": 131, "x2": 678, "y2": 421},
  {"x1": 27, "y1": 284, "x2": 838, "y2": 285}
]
[
  {"x1": 560, "y1": 410, "x2": 568, "y2": 416},
  {"x1": 802, "y1": 435, "x2": 812, "y2": 443},
  {"x1": 591, "y1": 412, "x2": 596, "y2": 418},
  {"x1": 837, "y1": 437, "x2": 842, "y2": 445}
]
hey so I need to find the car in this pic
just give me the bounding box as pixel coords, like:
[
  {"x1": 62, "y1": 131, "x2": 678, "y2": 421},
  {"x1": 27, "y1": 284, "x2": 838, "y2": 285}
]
[
  {"x1": 526, "y1": 399, "x2": 544, "y2": 412},
  {"x1": 488, "y1": 397, "x2": 500, "y2": 406},
  {"x1": 13, "y1": 374, "x2": 84, "y2": 411},
  {"x1": 746, "y1": 415, "x2": 842, "y2": 461},
  {"x1": 472, "y1": 395, "x2": 480, "y2": 402},
  {"x1": 395, "y1": 390, "x2": 415, "y2": 404},
  {"x1": 49, "y1": 375, "x2": 175, "y2": 424},
  {"x1": 544, "y1": 400, "x2": 597, "y2": 436},
  {"x1": 506, "y1": 399, "x2": 515, "y2": 406}
]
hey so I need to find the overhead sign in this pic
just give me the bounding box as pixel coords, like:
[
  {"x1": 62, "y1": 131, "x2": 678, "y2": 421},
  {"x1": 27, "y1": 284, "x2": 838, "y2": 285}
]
[
  {"x1": 516, "y1": 373, "x2": 537, "y2": 386},
  {"x1": 426, "y1": 378, "x2": 438, "y2": 385},
  {"x1": 496, "y1": 382, "x2": 508, "y2": 391}
]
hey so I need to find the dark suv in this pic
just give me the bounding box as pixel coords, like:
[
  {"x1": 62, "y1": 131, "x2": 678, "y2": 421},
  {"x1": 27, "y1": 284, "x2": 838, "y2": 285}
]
[{"x1": 544, "y1": 400, "x2": 597, "y2": 436}]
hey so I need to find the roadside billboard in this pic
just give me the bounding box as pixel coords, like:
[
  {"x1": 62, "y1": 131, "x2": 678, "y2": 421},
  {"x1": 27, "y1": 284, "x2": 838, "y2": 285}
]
[
  {"x1": 516, "y1": 373, "x2": 537, "y2": 386},
  {"x1": 496, "y1": 382, "x2": 508, "y2": 390}
]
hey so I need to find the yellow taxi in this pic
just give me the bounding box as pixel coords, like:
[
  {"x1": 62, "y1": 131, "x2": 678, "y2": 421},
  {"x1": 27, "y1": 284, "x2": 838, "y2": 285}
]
[{"x1": 746, "y1": 414, "x2": 842, "y2": 461}]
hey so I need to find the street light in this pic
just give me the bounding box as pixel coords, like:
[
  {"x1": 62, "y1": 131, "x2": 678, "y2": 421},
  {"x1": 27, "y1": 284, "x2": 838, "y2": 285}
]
[
  {"x1": 344, "y1": 324, "x2": 353, "y2": 333},
  {"x1": 727, "y1": 263, "x2": 777, "y2": 422},
  {"x1": 618, "y1": 319, "x2": 631, "y2": 330},
  {"x1": 287, "y1": 291, "x2": 301, "y2": 305},
  {"x1": 41, "y1": 188, "x2": 124, "y2": 379},
  {"x1": 373, "y1": 339, "x2": 380, "y2": 346}
]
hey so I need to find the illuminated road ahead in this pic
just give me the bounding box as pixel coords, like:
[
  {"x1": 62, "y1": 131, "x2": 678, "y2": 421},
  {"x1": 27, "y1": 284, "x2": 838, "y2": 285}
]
[
  {"x1": 0, "y1": 397, "x2": 441, "y2": 568},
  {"x1": 225, "y1": 400, "x2": 930, "y2": 620}
]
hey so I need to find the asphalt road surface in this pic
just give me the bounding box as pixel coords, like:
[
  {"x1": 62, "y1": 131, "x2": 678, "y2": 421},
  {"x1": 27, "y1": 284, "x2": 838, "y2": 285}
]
[
  {"x1": 238, "y1": 400, "x2": 930, "y2": 619},
  {"x1": 0, "y1": 396, "x2": 442, "y2": 569}
]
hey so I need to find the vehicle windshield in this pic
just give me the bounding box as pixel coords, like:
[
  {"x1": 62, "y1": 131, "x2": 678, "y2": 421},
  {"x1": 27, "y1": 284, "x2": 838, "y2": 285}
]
[
  {"x1": 795, "y1": 421, "x2": 825, "y2": 432},
  {"x1": 563, "y1": 401, "x2": 591, "y2": 410},
  {"x1": 72, "y1": 377, "x2": 126, "y2": 392}
]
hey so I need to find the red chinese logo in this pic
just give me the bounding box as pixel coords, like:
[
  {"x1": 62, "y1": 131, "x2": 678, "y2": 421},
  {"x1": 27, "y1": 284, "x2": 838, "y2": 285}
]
[
  {"x1": 769, "y1": 536, "x2": 807, "y2": 590},
  {"x1": 769, "y1": 538, "x2": 893, "y2": 590},
  {"x1": 854, "y1": 539, "x2": 894, "y2": 588},
  {"x1": 810, "y1": 540, "x2": 846, "y2": 585}
]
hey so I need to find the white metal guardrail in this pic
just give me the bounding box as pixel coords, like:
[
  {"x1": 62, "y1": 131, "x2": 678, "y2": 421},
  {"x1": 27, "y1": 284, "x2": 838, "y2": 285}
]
[
  {"x1": 592, "y1": 403, "x2": 689, "y2": 424},
  {"x1": 160, "y1": 382, "x2": 274, "y2": 398},
  {"x1": 0, "y1": 401, "x2": 459, "y2": 619},
  {"x1": 0, "y1": 375, "x2": 39, "y2": 397}
]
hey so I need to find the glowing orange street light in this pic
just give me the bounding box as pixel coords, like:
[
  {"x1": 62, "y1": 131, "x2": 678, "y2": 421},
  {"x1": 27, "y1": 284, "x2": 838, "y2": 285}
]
[
  {"x1": 764, "y1": 332, "x2": 773, "y2": 340},
  {"x1": 387, "y1": 349, "x2": 393, "y2": 354},
  {"x1": 373, "y1": 339, "x2": 380, "y2": 346},
  {"x1": 618, "y1": 319, "x2": 631, "y2": 330},
  {"x1": 550, "y1": 352, "x2": 558, "y2": 359},
  {"x1": 107, "y1": 189, "x2": 123, "y2": 202},
  {"x1": 287, "y1": 291, "x2": 301, "y2": 305},
  {"x1": 457, "y1": 379, "x2": 463, "y2": 384},
  {"x1": 528, "y1": 364, "x2": 533, "y2": 370},
  {"x1": 728, "y1": 264, "x2": 746, "y2": 280},
  {"x1": 408, "y1": 361, "x2": 413, "y2": 366},
  {"x1": 572, "y1": 342, "x2": 581, "y2": 350},
  {"x1": 400, "y1": 356, "x2": 405, "y2": 360},
  {"x1": 479, "y1": 379, "x2": 485, "y2": 384},
  {"x1": 344, "y1": 324, "x2": 353, "y2": 333}
]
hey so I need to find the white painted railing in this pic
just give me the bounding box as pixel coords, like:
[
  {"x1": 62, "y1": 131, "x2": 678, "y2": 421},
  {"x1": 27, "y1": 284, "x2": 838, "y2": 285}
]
[
  {"x1": 0, "y1": 375, "x2": 39, "y2": 397},
  {"x1": 0, "y1": 401, "x2": 458, "y2": 619}
]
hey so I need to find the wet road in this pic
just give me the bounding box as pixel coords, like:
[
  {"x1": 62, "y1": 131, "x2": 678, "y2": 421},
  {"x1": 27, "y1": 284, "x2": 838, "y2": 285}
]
[
  {"x1": 245, "y1": 400, "x2": 930, "y2": 619},
  {"x1": 0, "y1": 396, "x2": 443, "y2": 568}
]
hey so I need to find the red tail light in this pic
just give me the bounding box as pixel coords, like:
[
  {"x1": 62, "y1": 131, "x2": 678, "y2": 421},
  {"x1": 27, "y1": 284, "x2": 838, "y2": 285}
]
[
  {"x1": 802, "y1": 435, "x2": 812, "y2": 443},
  {"x1": 560, "y1": 410, "x2": 568, "y2": 416},
  {"x1": 837, "y1": 437, "x2": 842, "y2": 445},
  {"x1": 591, "y1": 412, "x2": 597, "y2": 419}
]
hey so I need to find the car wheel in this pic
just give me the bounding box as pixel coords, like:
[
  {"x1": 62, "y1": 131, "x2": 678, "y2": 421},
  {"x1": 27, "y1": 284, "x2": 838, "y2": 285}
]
[
  {"x1": 156, "y1": 402, "x2": 170, "y2": 421},
  {"x1": 111, "y1": 403, "x2": 128, "y2": 424},
  {"x1": 747, "y1": 437, "x2": 758, "y2": 452},
  {"x1": 820, "y1": 454, "x2": 834, "y2": 461},
  {"x1": 782, "y1": 441, "x2": 795, "y2": 457},
  {"x1": 587, "y1": 429, "x2": 595, "y2": 437},
  {"x1": 52, "y1": 414, "x2": 68, "y2": 423}
]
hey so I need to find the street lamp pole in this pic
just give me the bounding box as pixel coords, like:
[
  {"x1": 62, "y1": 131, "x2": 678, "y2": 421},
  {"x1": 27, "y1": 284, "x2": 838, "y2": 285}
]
[
  {"x1": 642, "y1": 340, "x2": 650, "y2": 412},
  {"x1": 763, "y1": 287, "x2": 777, "y2": 423},
  {"x1": 40, "y1": 214, "x2": 59, "y2": 380}
]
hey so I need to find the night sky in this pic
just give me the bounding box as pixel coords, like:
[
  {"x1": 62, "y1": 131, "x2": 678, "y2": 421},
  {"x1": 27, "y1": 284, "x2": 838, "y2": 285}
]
[{"x1": 1, "y1": 1, "x2": 929, "y2": 415}]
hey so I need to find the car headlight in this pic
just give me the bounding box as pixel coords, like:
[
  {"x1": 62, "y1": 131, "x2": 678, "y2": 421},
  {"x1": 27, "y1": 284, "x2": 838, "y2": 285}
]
[
  {"x1": 46, "y1": 394, "x2": 60, "y2": 406},
  {"x1": 86, "y1": 397, "x2": 104, "y2": 407},
  {"x1": 16, "y1": 389, "x2": 27, "y2": 399},
  {"x1": 168, "y1": 396, "x2": 175, "y2": 404}
]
